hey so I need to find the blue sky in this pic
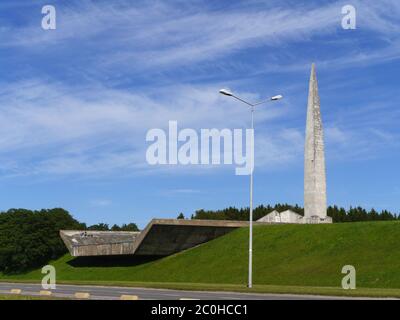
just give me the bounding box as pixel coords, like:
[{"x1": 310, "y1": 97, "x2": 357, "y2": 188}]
[{"x1": 0, "y1": 0, "x2": 399, "y2": 228}]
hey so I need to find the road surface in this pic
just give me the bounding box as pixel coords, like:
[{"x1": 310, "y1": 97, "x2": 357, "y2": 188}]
[{"x1": 0, "y1": 282, "x2": 382, "y2": 300}]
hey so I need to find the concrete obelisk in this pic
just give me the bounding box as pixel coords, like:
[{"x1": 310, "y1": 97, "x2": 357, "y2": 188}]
[{"x1": 304, "y1": 63, "x2": 327, "y2": 221}]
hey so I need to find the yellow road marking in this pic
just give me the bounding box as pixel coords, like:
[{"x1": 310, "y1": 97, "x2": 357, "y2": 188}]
[
  {"x1": 120, "y1": 295, "x2": 139, "y2": 300},
  {"x1": 74, "y1": 292, "x2": 90, "y2": 299},
  {"x1": 10, "y1": 289, "x2": 21, "y2": 295}
]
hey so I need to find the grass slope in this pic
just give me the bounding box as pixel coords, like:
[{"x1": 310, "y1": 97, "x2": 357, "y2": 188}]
[{"x1": 2, "y1": 221, "x2": 400, "y2": 292}]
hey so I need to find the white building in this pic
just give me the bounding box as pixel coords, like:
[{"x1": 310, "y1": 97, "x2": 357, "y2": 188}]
[
  {"x1": 257, "y1": 210, "x2": 332, "y2": 224},
  {"x1": 257, "y1": 210, "x2": 303, "y2": 224}
]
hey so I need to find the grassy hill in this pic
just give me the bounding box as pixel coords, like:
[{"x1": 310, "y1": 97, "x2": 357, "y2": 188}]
[{"x1": 2, "y1": 221, "x2": 400, "y2": 295}]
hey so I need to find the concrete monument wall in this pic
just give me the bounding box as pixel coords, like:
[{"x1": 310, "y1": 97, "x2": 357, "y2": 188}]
[{"x1": 304, "y1": 63, "x2": 328, "y2": 221}]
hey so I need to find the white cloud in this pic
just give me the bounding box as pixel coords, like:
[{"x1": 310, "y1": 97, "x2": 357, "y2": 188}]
[
  {"x1": 90, "y1": 199, "x2": 112, "y2": 207},
  {"x1": 0, "y1": 0, "x2": 398, "y2": 179},
  {"x1": 2, "y1": 0, "x2": 398, "y2": 73},
  {"x1": 0, "y1": 79, "x2": 298, "y2": 177},
  {"x1": 0, "y1": 74, "x2": 397, "y2": 178},
  {"x1": 325, "y1": 126, "x2": 348, "y2": 144}
]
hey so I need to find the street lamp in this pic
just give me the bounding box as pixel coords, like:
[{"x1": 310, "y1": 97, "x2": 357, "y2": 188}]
[{"x1": 219, "y1": 89, "x2": 283, "y2": 289}]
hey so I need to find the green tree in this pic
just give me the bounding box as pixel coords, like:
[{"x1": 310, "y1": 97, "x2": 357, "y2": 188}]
[
  {"x1": 111, "y1": 224, "x2": 121, "y2": 231},
  {"x1": 0, "y1": 208, "x2": 84, "y2": 273},
  {"x1": 177, "y1": 213, "x2": 185, "y2": 219},
  {"x1": 120, "y1": 223, "x2": 139, "y2": 231},
  {"x1": 191, "y1": 204, "x2": 399, "y2": 223},
  {"x1": 88, "y1": 223, "x2": 109, "y2": 231}
]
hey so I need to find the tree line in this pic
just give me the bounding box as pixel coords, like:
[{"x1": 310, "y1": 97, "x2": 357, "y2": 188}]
[
  {"x1": 0, "y1": 208, "x2": 138, "y2": 273},
  {"x1": 1, "y1": 205, "x2": 397, "y2": 273},
  {"x1": 185, "y1": 204, "x2": 399, "y2": 223},
  {"x1": 87, "y1": 223, "x2": 139, "y2": 231}
]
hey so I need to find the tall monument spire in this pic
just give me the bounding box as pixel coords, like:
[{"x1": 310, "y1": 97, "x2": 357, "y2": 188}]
[{"x1": 304, "y1": 63, "x2": 327, "y2": 222}]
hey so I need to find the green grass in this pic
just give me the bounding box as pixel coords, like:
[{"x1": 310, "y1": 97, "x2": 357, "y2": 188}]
[{"x1": 2, "y1": 221, "x2": 400, "y2": 297}]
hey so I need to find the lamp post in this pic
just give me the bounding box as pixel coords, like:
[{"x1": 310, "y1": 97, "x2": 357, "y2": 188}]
[{"x1": 219, "y1": 89, "x2": 283, "y2": 288}]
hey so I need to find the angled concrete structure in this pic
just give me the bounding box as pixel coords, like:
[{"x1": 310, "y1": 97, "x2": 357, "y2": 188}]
[
  {"x1": 61, "y1": 219, "x2": 275, "y2": 257},
  {"x1": 60, "y1": 230, "x2": 141, "y2": 257},
  {"x1": 304, "y1": 63, "x2": 329, "y2": 223},
  {"x1": 257, "y1": 210, "x2": 303, "y2": 224},
  {"x1": 257, "y1": 210, "x2": 280, "y2": 223}
]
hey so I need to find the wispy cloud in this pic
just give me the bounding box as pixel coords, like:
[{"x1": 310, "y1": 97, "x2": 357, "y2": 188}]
[
  {"x1": 2, "y1": 0, "x2": 398, "y2": 75},
  {"x1": 89, "y1": 199, "x2": 112, "y2": 207},
  {"x1": 0, "y1": 0, "x2": 399, "y2": 180},
  {"x1": 0, "y1": 79, "x2": 297, "y2": 177}
]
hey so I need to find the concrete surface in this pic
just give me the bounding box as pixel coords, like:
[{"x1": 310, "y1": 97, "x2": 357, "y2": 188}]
[
  {"x1": 60, "y1": 230, "x2": 140, "y2": 257},
  {"x1": 61, "y1": 219, "x2": 274, "y2": 257},
  {"x1": 304, "y1": 63, "x2": 329, "y2": 223},
  {"x1": 258, "y1": 210, "x2": 303, "y2": 224}
]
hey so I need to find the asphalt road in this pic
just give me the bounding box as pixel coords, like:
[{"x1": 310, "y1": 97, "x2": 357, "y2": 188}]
[{"x1": 0, "y1": 282, "x2": 379, "y2": 300}]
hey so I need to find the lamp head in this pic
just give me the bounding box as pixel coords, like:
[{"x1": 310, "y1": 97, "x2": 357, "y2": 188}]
[
  {"x1": 219, "y1": 89, "x2": 233, "y2": 97},
  {"x1": 271, "y1": 95, "x2": 283, "y2": 101}
]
